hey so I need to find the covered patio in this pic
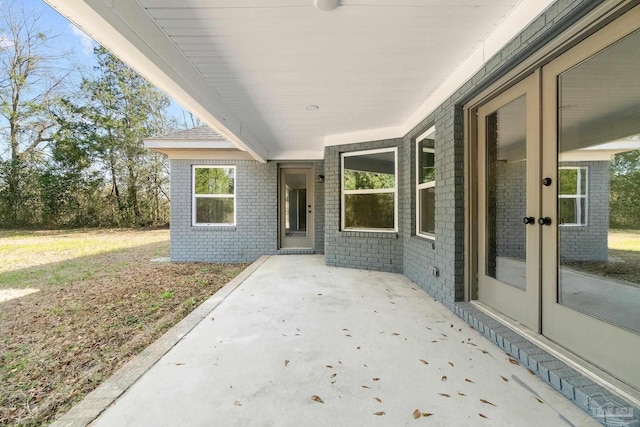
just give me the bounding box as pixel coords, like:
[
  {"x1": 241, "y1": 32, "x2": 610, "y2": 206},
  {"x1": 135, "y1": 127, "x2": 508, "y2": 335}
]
[{"x1": 53, "y1": 256, "x2": 595, "y2": 426}]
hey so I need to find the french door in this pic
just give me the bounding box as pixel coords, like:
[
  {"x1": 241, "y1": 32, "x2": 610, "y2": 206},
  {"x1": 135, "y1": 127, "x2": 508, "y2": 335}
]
[
  {"x1": 477, "y1": 5, "x2": 640, "y2": 390},
  {"x1": 477, "y1": 72, "x2": 541, "y2": 332}
]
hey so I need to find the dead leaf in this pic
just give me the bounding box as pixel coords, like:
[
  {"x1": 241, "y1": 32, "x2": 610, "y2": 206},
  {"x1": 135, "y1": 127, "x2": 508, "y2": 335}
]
[
  {"x1": 175, "y1": 363, "x2": 185, "y2": 366},
  {"x1": 458, "y1": 392, "x2": 467, "y2": 396},
  {"x1": 342, "y1": 328, "x2": 349, "y2": 331},
  {"x1": 233, "y1": 400, "x2": 242, "y2": 406},
  {"x1": 534, "y1": 397, "x2": 544, "y2": 403},
  {"x1": 326, "y1": 365, "x2": 333, "y2": 368},
  {"x1": 426, "y1": 326, "x2": 432, "y2": 330},
  {"x1": 439, "y1": 393, "x2": 451, "y2": 397},
  {"x1": 374, "y1": 397, "x2": 382, "y2": 403},
  {"x1": 431, "y1": 340, "x2": 438, "y2": 343},
  {"x1": 508, "y1": 357, "x2": 519, "y2": 365},
  {"x1": 362, "y1": 385, "x2": 371, "y2": 389},
  {"x1": 448, "y1": 361, "x2": 454, "y2": 367},
  {"x1": 422, "y1": 413, "x2": 433, "y2": 417},
  {"x1": 413, "y1": 409, "x2": 421, "y2": 419},
  {"x1": 317, "y1": 293, "x2": 323, "y2": 296},
  {"x1": 331, "y1": 380, "x2": 336, "y2": 384},
  {"x1": 500, "y1": 376, "x2": 509, "y2": 382},
  {"x1": 480, "y1": 399, "x2": 496, "y2": 407},
  {"x1": 372, "y1": 377, "x2": 380, "y2": 381},
  {"x1": 331, "y1": 373, "x2": 337, "y2": 378},
  {"x1": 479, "y1": 349, "x2": 488, "y2": 354},
  {"x1": 211, "y1": 317, "x2": 215, "y2": 321},
  {"x1": 479, "y1": 413, "x2": 489, "y2": 419},
  {"x1": 345, "y1": 334, "x2": 352, "y2": 337},
  {"x1": 357, "y1": 346, "x2": 361, "y2": 350},
  {"x1": 311, "y1": 395, "x2": 324, "y2": 404},
  {"x1": 391, "y1": 332, "x2": 400, "y2": 336},
  {"x1": 441, "y1": 375, "x2": 447, "y2": 382},
  {"x1": 419, "y1": 359, "x2": 429, "y2": 365},
  {"x1": 284, "y1": 360, "x2": 289, "y2": 366},
  {"x1": 373, "y1": 411, "x2": 385, "y2": 416},
  {"x1": 465, "y1": 378, "x2": 475, "y2": 383}
]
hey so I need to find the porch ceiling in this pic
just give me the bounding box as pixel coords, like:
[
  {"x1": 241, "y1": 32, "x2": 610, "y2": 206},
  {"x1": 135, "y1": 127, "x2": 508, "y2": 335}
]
[{"x1": 45, "y1": 0, "x2": 552, "y2": 161}]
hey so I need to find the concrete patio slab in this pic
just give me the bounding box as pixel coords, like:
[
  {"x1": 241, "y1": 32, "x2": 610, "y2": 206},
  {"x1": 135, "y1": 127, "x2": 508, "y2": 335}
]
[{"x1": 63, "y1": 255, "x2": 598, "y2": 426}]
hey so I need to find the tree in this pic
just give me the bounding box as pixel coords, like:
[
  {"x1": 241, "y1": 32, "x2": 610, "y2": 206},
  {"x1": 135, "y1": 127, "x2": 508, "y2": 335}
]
[
  {"x1": 54, "y1": 46, "x2": 174, "y2": 226},
  {"x1": 0, "y1": 0, "x2": 73, "y2": 226},
  {"x1": 610, "y1": 149, "x2": 640, "y2": 229}
]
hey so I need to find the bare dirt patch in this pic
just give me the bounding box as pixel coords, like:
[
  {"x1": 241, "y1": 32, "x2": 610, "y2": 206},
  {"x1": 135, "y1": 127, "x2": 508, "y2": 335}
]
[{"x1": 0, "y1": 229, "x2": 248, "y2": 426}]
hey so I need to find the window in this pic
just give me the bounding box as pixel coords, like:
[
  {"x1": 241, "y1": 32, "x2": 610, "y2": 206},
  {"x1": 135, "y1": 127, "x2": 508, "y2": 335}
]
[
  {"x1": 341, "y1": 148, "x2": 397, "y2": 231},
  {"x1": 192, "y1": 166, "x2": 236, "y2": 226},
  {"x1": 416, "y1": 126, "x2": 435, "y2": 238},
  {"x1": 558, "y1": 166, "x2": 587, "y2": 226}
]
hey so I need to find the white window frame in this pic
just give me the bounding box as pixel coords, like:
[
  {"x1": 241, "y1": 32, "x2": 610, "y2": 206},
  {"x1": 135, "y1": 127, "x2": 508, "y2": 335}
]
[
  {"x1": 192, "y1": 165, "x2": 236, "y2": 226},
  {"x1": 558, "y1": 166, "x2": 588, "y2": 227},
  {"x1": 341, "y1": 147, "x2": 398, "y2": 232},
  {"x1": 416, "y1": 125, "x2": 436, "y2": 239}
]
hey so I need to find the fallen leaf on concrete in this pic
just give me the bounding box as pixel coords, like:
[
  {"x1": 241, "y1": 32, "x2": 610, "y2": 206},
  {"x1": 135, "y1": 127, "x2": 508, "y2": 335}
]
[
  {"x1": 419, "y1": 359, "x2": 429, "y2": 365},
  {"x1": 465, "y1": 378, "x2": 475, "y2": 383},
  {"x1": 458, "y1": 392, "x2": 467, "y2": 396},
  {"x1": 175, "y1": 363, "x2": 185, "y2": 366},
  {"x1": 284, "y1": 360, "x2": 289, "y2": 366},
  {"x1": 345, "y1": 334, "x2": 352, "y2": 337},
  {"x1": 311, "y1": 395, "x2": 324, "y2": 404},
  {"x1": 342, "y1": 328, "x2": 349, "y2": 331},
  {"x1": 478, "y1": 349, "x2": 488, "y2": 354},
  {"x1": 374, "y1": 397, "x2": 382, "y2": 403},
  {"x1": 500, "y1": 376, "x2": 509, "y2": 382},
  {"x1": 373, "y1": 411, "x2": 385, "y2": 416},
  {"x1": 326, "y1": 365, "x2": 333, "y2": 369},
  {"x1": 426, "y1": 326, "x2": 432, "y2": 330},
  {"x1": 441, "y1": 375, "x2": 447, "y2": 382},
  {"x1": 413, "y1": 409, "x2": 421, "y2": 419},
  {"x1": 439, "y1": 393, "x2": 450, "y2": 397},
  {"x1": 331, "y1": 373, "x2": 337, "y2": 378},
  {"x1": 448, "y1": 362, "x2": 454, "y2": 367},
  {"x1": 233, "y1": 401, "x2": 242, "y2": 406},
  {"x1": 479, "y1": 413, "x2": 489, "y2": 419},
  {"x1": 372, "y1": 377, "x2": 380, "y2": 381},
  {"x1": 534, "y1": 397, "x2": 544, "y2": 403},
  {"x1": 211, "y1": 317, "x2": 215, "y2": 321},
  {"x1": 508, "y1": 357, "x2": 519, "y2": 365},
  {"x1": 362, "y1": 385, "x2": 371, "y2": 389},
  {"x1": 422, "y1": 413, "x2": 433, "y2": 417},
  {"x1": 357, "y1": 346, "x2": 361, "y2": 350},
  {"x1": 480, "y1": 399, "x2": 496, "y2": 407},
  {"x1": 391, "y1": 333, "x2": 400, "y2": 336}
]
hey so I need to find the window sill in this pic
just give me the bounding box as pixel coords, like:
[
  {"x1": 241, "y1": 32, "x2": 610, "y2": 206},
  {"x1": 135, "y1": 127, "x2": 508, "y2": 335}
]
[
  {"x1": 339, "y1": 230, "x2": 398, "y2": 239},
  {"x1": 190, "y1": 225, "x2": 237, "y2": 232}
]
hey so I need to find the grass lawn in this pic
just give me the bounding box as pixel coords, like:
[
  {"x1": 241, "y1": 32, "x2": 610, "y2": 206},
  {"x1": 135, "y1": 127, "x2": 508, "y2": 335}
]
[
  {"x1": 0, "y1": 229, "x2": 248, "y2": 426},
  {"x1": 565, "y1": 229, "x2": 640, "y2": 285}
]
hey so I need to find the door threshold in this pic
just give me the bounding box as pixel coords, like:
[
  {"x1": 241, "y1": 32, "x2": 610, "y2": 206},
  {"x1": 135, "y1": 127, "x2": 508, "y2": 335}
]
[{"x1": 469, "y1": 300, "x2": 640, "y2": 406}]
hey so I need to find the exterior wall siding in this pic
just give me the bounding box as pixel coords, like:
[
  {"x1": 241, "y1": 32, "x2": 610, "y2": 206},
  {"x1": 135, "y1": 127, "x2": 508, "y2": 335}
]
[
  {"x1": 324, "y1": 139, "x2": 404, "y2": 273},
  {"x1": 170, "y1": 159, "x2": 326, "y2": 262},
  {"x1": 170, "y1": 159, "x2": 278, "y2": 262}
]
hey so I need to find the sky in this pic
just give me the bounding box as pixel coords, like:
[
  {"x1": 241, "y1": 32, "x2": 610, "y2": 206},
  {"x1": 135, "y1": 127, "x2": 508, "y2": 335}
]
[{"x1": 18, "y1": 0, "x2": 192, "y2": 127}]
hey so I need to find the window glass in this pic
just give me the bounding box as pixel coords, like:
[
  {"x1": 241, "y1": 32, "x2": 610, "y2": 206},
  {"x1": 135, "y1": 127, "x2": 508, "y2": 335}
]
[
  {"x1": 342, "y1": 149, "x2": 396, "y2": 231},
  {"x1": 416, "y1": 126, "x2": 436, "y2": 238},
  {"x1": 193, "y1": 166, "x2": 236, "y2": 225}
]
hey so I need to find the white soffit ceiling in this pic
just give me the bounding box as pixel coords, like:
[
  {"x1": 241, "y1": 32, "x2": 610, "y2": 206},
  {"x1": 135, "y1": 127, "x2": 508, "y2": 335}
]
[{"x1": 45, "y1": 0, "x2": 552, "y2": 160}]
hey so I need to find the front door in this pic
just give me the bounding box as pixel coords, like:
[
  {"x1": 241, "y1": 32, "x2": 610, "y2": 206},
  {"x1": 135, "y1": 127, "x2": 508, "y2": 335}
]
[
  {"x1": 279, "y1": 167, "x2": 314, "y2": 249},
  {"x1": 476, "y1": 5, "x2": 640, "y2": 391}
]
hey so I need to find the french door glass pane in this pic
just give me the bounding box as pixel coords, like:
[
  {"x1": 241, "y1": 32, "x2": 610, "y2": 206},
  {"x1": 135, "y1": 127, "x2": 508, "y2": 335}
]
[
  {"x1": 485, "y1": 95, "x2": 527, "y2": 291},
  {"x1": 557, "y1": 28, "x2": 640, "y2": 335},
  {"x1": 284, "y1": 173, "x2": 307, "y2": 237}
]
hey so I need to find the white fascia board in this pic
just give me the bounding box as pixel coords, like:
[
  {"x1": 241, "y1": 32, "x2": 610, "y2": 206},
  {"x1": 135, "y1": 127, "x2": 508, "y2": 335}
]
[
  {"x1": 323, "y1": 0, "x2": 554, "y2": 147},
  {"x1": 268, "y1": 149, "x2": 325, "y2": 161},
  {"x1": 144, "y1": 140, "x2": 238, "y2": 150},
  {"x1": 324, "y1": 126, "x2": 402, "y2": 147},
  {"x1": 149, "y1": 149, "x2": 255, "y2": 161},
  {"x1": 44, "y1": 0, "x2": 269, "y2": 163}
]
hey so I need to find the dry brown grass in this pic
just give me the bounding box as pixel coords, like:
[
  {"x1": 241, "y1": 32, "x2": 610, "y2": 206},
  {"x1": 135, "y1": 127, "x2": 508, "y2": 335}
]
[{"x1": 0, "y1": 229, "x2": 247, "y2": 426}]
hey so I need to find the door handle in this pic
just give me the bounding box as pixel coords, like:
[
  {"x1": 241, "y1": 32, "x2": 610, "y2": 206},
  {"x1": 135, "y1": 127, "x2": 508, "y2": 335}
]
[
  {"x1": 523, "y1": 216, "x2": 535, "y2": 225},
  {"x1": 538, "y1": 217, "x2": 552, "y2": 226}
]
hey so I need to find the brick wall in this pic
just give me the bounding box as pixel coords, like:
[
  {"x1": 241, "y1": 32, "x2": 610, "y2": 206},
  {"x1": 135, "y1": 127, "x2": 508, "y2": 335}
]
[
  {"x1": 324, "y1": 139, "x2": 404, "y2": 273},
  {"x1": 170, "y1": 159, "x2": 326, "y2": 262},
  {"x1": 559, "y1": 161, "x2": 609, "y2": 262}
]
